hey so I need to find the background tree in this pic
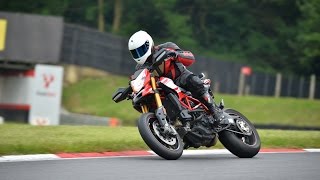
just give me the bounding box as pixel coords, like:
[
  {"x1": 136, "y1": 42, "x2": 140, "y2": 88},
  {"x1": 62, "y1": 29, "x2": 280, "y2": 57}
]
[
  {"x1": 112, "y1": 0, "x2": 122, "y2": 33},
  {"x1": 293, "y1": 0, "x2": 320, "y2": 76},
  {"x1": 0, "y1": 0, "x2": 319, "y2": 76}
]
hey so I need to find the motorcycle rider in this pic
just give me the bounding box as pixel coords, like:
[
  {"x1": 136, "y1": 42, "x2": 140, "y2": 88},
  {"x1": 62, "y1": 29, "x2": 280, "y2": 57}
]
[{"x1": 128, "y1": 30, "x2": 226, "y2": 124}]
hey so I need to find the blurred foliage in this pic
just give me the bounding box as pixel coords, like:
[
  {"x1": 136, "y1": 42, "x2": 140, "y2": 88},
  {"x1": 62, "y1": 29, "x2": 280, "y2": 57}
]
[{"x1": 0, "y1": 0, "x2": 319, "y2": 76}]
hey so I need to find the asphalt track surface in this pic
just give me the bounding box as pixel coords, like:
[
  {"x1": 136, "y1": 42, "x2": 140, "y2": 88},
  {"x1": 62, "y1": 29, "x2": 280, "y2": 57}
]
[{"x1": 1, "y1": 152, "x2": 319, "y2": 180}]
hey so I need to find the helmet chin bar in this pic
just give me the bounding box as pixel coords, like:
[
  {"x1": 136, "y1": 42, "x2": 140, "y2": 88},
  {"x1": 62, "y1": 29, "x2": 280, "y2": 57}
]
[{"x1": 134, "y1": 50, "x2": 152, "y2": 65}]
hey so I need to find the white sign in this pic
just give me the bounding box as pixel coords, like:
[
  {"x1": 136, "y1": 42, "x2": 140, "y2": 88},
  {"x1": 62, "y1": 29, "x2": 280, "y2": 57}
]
[{"x1": 28, "y1": 64, "x2": 64, "y2": 125}]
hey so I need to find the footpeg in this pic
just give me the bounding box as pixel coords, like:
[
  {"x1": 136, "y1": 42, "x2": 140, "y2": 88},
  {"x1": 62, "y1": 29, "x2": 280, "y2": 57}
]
[
  {"x1": 176, "y1": 122, "x2": 190, "y2": 138},
  {"x1": 219, "y1": 99, "x2": 225, "y2": 109}
]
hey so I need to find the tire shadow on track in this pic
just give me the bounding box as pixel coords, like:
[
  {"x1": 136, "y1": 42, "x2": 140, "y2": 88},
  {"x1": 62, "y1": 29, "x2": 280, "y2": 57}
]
[{"x1": 129, "y1": 154, "x2": 260, "y2": 161}]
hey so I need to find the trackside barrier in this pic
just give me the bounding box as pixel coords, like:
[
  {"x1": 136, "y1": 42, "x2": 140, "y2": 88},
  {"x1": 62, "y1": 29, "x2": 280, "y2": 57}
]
[
  {"x1": 108, "y1": 117, "x2": 120, "y2": 127},
  {"x1": 60, "y1": 109, "x2": 121, "y2": 126}
]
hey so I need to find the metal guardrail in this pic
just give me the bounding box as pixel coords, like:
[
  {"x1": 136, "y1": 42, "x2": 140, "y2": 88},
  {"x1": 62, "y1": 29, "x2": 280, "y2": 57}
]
[
  {"x1": 59, "y1": 109, "x2": 320, "y2": 130},
  {"x1": 60, "y1": 108, "x2": 120, "y2": 126}
]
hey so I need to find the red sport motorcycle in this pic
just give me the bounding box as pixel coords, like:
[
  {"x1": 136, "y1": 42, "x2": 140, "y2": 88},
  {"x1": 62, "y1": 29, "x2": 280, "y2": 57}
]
[{"x1": 112, "y1": 49, "x2": 261, "y2": 160}]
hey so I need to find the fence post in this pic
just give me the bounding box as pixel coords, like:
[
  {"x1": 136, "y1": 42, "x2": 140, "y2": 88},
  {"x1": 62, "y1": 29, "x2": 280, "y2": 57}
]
[
  {"x1": 309, "y1": 74, "x2": 316, "y2": 100},
  {"x1": 274, "y1": 73, "x2": 282, "y2": 98},
  {"x1": 238, "y1": 72, "x2": 245, "y2": 96}
]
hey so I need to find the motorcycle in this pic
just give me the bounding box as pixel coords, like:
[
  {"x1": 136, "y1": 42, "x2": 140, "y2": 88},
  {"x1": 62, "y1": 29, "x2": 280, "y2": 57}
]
[{"x1": 112, "y1": 49, "x2": 261, "y2": 160}]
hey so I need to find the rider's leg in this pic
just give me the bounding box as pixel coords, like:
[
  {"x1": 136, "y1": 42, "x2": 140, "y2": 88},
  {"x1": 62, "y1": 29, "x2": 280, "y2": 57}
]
[
  {"x1": 200, "y1": 92, "x2": 225, "y2": 122},
  {"x1": 182, "y1": 74, "x2": 225, "y2": 123}
]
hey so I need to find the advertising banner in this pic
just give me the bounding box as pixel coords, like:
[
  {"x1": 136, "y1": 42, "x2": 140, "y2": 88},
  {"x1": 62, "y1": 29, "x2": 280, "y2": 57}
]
[
  {"x1": 0, "y1": 19, "x2": 7, "y2": 51},
  {"x1": 29, "y1": 64, "x2": 64, "y2": 125}
]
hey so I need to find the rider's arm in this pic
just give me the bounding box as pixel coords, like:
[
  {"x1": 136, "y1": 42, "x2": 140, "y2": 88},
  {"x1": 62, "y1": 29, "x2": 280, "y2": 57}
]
[
  {"x1": 156, "y1": 42, "x2": 195, "y2": 67},
  {"x1": 135, "y1": 63, "x2": 150, "y2": 70},
  {"x1": 175, "y1": 51, "x2": 195, "y2": 67}
]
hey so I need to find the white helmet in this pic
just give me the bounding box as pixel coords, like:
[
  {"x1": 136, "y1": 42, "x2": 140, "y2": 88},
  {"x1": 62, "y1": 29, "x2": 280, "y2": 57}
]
[{"x1": 128, "y1": 30, "x2": 154, "y2": 64}]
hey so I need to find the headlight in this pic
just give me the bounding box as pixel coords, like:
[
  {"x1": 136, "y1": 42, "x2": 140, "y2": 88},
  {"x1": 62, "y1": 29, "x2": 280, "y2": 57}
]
[{"x1": 130, "y1": 70, "x2": 147, "y2": 93}]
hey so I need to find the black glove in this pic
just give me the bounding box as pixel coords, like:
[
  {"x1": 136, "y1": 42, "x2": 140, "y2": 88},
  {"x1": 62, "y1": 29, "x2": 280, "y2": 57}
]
[
  {"x1": 165, "y1": 50, "x2": 177, "y2": 59},
  {"x1": 152, "y1": 49, "x2": 177, "y2": 67}
]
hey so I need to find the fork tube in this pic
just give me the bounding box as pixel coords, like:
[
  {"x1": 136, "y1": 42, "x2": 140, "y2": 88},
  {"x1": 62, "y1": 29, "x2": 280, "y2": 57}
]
[
  {"x1": 150, "y1": 76, "x2": 163, "y2": 108},
  {"x1": 150, "y1": 75, "x2": 172, "y2": 132},
  {"x1": 141, "y1": 105, "x2": 148, "y2": 113}
]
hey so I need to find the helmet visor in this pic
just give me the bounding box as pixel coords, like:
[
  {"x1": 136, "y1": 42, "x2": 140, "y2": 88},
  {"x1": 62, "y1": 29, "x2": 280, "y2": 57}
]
[{"x1": 130, "y1": 41, "x2": 150, "y2": 59}]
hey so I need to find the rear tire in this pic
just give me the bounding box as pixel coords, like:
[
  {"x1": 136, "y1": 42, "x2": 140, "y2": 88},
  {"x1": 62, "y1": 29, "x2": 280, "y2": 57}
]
[
  {"x1": 219, "y1": 109, "x2": 261, "y2": 158},
  {"x1": 138, "y1": 113, "x2": 183, "y2": 160}
]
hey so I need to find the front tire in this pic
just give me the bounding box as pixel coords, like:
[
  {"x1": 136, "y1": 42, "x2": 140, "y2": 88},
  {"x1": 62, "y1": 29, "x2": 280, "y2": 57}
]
[
  {"x1": 138, "y1": 113, "x2": 183, "y2": 160},
  {"x1": 219, "y1": 109, "x2": 261, "y2": 158}
]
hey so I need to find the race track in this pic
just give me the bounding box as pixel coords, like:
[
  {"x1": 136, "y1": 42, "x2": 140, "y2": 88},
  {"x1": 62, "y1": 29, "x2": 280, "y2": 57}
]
[{"x1": 0, "y1": 152, "x2": 319, "y2": 180}]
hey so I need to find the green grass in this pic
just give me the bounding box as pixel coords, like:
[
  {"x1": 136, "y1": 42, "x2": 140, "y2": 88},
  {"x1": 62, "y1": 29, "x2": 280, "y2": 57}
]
[
  {"x1": 63, "y1": 75, "x2": 141, "y2": 125},
  {"x1": 219, "y1": 94, "x2": 320, "y2": 127},
  {"x1": 259, "y1": 129, "x2": 320, "y2": 149},
  {"x1": 0, "y1": 124, "x2": 147, "y2": 155},
  {"x1": 63, "y1": 74, "x2": 320, "y2": 127},
  {"x1": 0, "y1": 124, "x2": 319, "y2": 155}
]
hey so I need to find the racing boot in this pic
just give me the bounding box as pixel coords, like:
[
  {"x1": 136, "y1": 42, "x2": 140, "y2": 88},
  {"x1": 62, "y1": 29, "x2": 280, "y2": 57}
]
[{"x1": 200, "y1": 92, "x2": 226, "y2": 125}]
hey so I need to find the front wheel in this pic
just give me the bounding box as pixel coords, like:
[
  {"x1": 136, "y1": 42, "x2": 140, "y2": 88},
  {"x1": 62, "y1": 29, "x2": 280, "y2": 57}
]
[
  {"x1": 138, "y1": 113, "x2": 183, "y2": 160},
  {"x1": 219, "y1": 109, "x2": 261, "y2": 158}
]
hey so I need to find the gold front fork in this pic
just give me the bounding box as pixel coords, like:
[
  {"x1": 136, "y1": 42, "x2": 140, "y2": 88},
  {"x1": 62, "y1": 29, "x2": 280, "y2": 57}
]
[
  {"x1": 141, "y1": 76, "x2": 161, "y2": 114},
  {"x1": 149, "y1": 75, "x2": 173, "y2": 134},
  {"x1": 150, "y1": 76, "x2": 163, "y2": 108},
  {"x1": 141, "y1": 105, "x2": 148, "y2": 113}
]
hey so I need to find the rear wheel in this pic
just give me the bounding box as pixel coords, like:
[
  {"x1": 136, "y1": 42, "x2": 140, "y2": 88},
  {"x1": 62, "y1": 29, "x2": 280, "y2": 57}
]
[
  {"x1": 219, "y1": 109, "x2": 261, "y2": 158},
  {"x1": 138, "y1": 113, "x2": 183, "y2": 160}
]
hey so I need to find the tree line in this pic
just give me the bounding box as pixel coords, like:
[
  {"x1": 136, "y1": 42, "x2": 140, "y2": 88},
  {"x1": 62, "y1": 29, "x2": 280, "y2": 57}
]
[{"x1": 1, "y1": 0, "x2": 319, "y2": 76}]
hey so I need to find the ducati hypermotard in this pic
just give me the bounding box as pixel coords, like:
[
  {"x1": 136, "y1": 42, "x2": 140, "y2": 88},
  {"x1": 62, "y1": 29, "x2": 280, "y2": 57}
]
[{"x1": 112, "y1": 51, "x2": 261, "y2": 160}]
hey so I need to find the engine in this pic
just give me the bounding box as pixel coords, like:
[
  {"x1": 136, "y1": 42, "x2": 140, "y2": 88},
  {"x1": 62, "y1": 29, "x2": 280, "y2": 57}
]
[{"x1": 184, "y1": 114, "x2": 218, "y2": 148}]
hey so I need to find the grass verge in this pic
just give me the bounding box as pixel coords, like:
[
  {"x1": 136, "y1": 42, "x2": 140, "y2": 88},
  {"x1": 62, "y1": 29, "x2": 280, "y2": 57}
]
[{"x1": 0, "y1": 124, "x2": 319, "y2": 155}]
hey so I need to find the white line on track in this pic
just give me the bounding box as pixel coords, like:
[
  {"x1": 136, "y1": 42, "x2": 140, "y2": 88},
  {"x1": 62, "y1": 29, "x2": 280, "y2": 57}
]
[
  {"x1": 1, "y1": 149, "x2": 319, "y2": 163},
  {"x1": 0, "y1": 154, "x2": 60, "y2": 162},
  {"x1": 304, "y1": 149, "x2": 320, "y2": 152}
]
